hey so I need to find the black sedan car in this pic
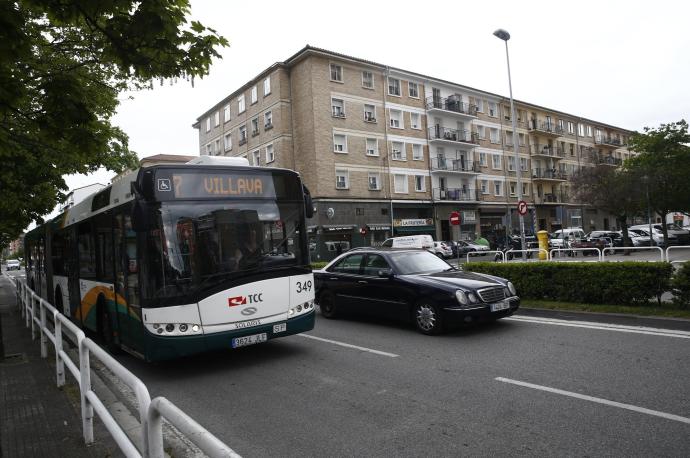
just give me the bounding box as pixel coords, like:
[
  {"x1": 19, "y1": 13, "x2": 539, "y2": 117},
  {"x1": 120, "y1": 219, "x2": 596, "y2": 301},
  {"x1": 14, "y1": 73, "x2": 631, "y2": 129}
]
[{"x1": 314, "y1": 248, "x2": 520, "y2": 334}]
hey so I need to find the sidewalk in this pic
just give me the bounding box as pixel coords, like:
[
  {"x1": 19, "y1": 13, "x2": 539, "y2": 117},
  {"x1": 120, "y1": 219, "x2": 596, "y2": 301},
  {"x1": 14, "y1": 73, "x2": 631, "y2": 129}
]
[{"x1": 0, "y1": 274, "x2": 115, "y2": 457}]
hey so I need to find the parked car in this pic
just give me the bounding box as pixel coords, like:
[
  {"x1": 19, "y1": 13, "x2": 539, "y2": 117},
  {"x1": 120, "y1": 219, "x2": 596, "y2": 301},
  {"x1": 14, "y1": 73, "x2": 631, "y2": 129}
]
[
  {"x1": 455, "y1": 240, "x2": 491, "y2": 255},
  {"x1": 549, "y1": 228, "x2": 586, "y2": 249},
  {"x1": 629, "y1": 225, "x2": 677, "y2": 247},
  {"x1": 626, "y1": 229, "x2": 655, "y2": 247},
  {"x1": 5, "y1": 259, "x2": 21, "y2": 270},
  {"x1": 314, "y1": 248, "x2": 520, "y2": 334},
  {"x1": 381, "y1": 235, "x2": 434, "y2": 250},
  {"x1": 432, "y1": 241, "x2": 453, "y2": 258},
  {"x1": 659, "y1": 224, "x2": 690, "y2": 245}
]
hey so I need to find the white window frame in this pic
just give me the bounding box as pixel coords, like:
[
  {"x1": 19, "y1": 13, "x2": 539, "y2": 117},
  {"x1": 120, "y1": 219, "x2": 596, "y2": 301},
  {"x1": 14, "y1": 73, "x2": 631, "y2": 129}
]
[
  {"x1": 410, "y1": 112, "x2": 421, "y2": 130},
  {"x1": 389, "y1": 109, "x2": 403, "y2": 129},
  {"x1": 335, "y1": 169, "x2": 349, "y2": 189},
  {"x1": 489, "y1": 128, "x2": 499, "y2": 144},
  {"x1": 412, "y1": 144, "x2": 423, "y2": 161},
  {"x1": 366, "y1": 138, "x2": 379, "y2": 156},
  {"x1": 393, "y1": 174, "x2": 408, "y2": 193},
  {"x1": 224, "y1": 133, "x2": 232, "y2": 151},
  {"x1": 205, "y1": 117, "x2": 211, "y2": 132},
  {"x1": 408, "y1": 81, "x2": 419, "y2": 98},
  {"x1": 361, "y1": 71, "x2": 374, "y2": 89},
  {"x1": 263, "y1": 77, "x2": 271, "y2": 96},
  {"x1": 480, "y1": 180, "x2": 489, "y2": 194},
  {"x1": 391, "y1": 141, "x2": 405, "y2": 160},
  {"x1": 388, "y1": 77, "x2": 401, "y2": 96},
  {"x1": 586, "y1": 125, "x2": 593, "y2": 137},
  {"x1": 520, "y1": 157, "x2": 528, "y2": 171},
  {"x1": 368, "y1": 172, "x2": 381, "y2": 191},
  {"x1": 252, "y1": 150, "x2": 261, "y2": 166},
  {"x1": 488, "y1": 101, "x2": 498, "y2": 117},
  {"x1": 578, "y1": 123, "x2": 585, "y2": 136},
  {"x1": 206, "y1": 143, "x2": 212, "y2": 155},
  {"x1": 519, "y1": 133, "x2": 526, "y2": 146},
  {"x1": 333, "y1": 134, "x2": 347, "y2": 153},
  {"x1": 414, "y1": 175, "x2": 426, "y2": 192},
  {"x1": 505, "y1": 131, "x2": 514, "y2": 146},
  {"x1": 475, "y1": 98, "x2": 484, "y2": 113},
  {"x1": 477, "y1": 125, "x2": 485, "y2": 139},
  {"x1": 251, "y1": 86, "x2": 258, "y2": 104},
  {"x1": 491, "y1": 154, "x2": 502, "y2": 170},
  {"x1": 509, "y1": 182, "x2": 517, "y2": 196},
  {"x1": 214, "y1": 111, "x2": 220, "y2": 127},
  {"x1": 264, "y1": 110, "x2": 273, "y2": 128},
  {"x1": 568, "y1": 121, "x2": 575, "y2": 134},
  {"x1": 223, "y1": 104, "x2": 230, "y2": 123},
  {"x1": 239, "y1": 125, "x2": 247, "y2": 142},
  {"x1": 331, "y1": 98, "x2": 345, "y2": 118},
  {"x1": 364, "y1": 104, "x2": 376, "y2": 122},
  {"x1": 494, "y1": 180, "x2": 503, "y2": 196},
  {"x1": 479, "y1": 152, "x2": 487, "y2": 166},
  {"x1": 265, "y1": 144, "x2": 275, "y2": 163},
  {"x1": 330, "y1": 63, "x2": 343, "y2": 82},
  {"x1": 214, "y1": 139, "x2": 221, "y2": 154},
  {"x1": 238, "y1": 95, "x2": 245, "y2": 114},
  {"x1": 507, "y1": 156, "x2": 516, "y2": 171},
  {"x1": 251, "y1": 117, "x2": 259, "y2": 135},
  {"x1": 522, "y1": 183, "x2": 529, "y2": 196}
]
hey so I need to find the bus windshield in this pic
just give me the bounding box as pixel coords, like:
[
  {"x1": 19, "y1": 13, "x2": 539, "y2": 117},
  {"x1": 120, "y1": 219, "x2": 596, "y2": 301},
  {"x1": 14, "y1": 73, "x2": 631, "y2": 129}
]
[{"x1": 142, "y1": 200, "x2": 307, "y2": 305}]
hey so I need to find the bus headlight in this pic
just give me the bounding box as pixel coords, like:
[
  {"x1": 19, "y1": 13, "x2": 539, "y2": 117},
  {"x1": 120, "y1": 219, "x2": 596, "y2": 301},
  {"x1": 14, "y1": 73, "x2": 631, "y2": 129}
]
[
  {"x1": 165, "y1": 324, "x2": 175, "y2": 333},
  {"x1": 192, "y1": 324, "x2": 200, "y2": 332},
  {"x1": 179, "y1": 324, "x2": 188, "y2": 333}
]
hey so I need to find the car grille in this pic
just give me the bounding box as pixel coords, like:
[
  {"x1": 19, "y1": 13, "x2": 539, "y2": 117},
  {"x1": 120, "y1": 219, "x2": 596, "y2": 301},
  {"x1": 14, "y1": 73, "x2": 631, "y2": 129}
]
[{"x1": 478, "y1": 287, "x2": 505, "y2": 303}]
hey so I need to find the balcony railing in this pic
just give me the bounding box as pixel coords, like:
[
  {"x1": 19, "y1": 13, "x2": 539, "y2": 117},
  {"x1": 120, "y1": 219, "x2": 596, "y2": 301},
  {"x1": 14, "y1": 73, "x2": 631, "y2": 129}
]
[
  {"x1": 433, "y1": 187, "x2": 477, "y2": 201},
  {"x1": 431, "y1": 158, "x2": 479, "y2": 173},
  {"x1": 428, "y1": 126, "x2": 479, "y2": 145},
  {"x1": 534, "y1": 193, "x2": 565, "y2": 204},
  {"x1": 531, "y1": 144, "x2": 565, "y2": 158},
  {"x1": 594, "y1": 135, "x2": 626, "y2": 147},
  {"x1": 532, "y1": 168, "x2": 567, "y2": 180},
  {"x1": 594, "y1": 154, "x2": 623, "y2": 166},
  {"x1": 528, "y1": 119, "x2": 564, "y2": 136},
  {"x1": 426, "y1": 97, "x2": 478, "y2": 117}
]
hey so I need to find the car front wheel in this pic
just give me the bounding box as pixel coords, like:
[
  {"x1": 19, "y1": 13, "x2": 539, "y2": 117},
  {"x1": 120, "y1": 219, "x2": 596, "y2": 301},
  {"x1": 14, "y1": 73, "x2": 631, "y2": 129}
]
[
  {"x1": 318, "y1": 291, "x2": 338, "y2": 319},
  {"x1": 414, "y1": 302, "x2": 444, "y2": 335}
]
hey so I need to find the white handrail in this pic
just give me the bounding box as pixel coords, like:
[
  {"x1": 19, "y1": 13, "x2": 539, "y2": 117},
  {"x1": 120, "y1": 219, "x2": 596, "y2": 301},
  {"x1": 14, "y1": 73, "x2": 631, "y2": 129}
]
[
  {"x1": 550, "y1": 247, "x2": 602, "y2": 261},
  {"x1": 505, "y1": 248, "x2": 549, "y2": 261},
  {"x1": 666, "y1": 246, "x2": 690, "y2": 264},
  {"x1": 601, "y1": 246, "x2": 664, "y2": 262},
  {"x1": 466, "y1": 250, "x2": 505, "y2": 263}
]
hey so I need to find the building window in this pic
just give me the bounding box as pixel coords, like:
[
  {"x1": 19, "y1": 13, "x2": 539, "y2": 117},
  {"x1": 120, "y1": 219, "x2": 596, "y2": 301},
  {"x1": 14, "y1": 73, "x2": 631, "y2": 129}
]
[
  {"x1": 265, "y1": 144, "x2": 275, "y2": 163},
  {"x1": 251, "y1": 86, "x2": 258, "y2": 104},
  {"x1": 391, "y1": 141, "x2": 405, "y2": 160},
  {"x1": 264, "y1": 111, "x2": 273, "y2": 129},
  {"x1": 333, "y1": 134, "x2": 347, "y2": 153},
  {"x1": 330, "y1": 63, "x2": 343, "y2": 82},
  {"x1": 479, "y1": 152, "x2": 487, "y2": 166},
  {"x1": 224, "y1": 133, "x2": 232, "y2": 151},
  {"x1": 412, "y1": 144, "x2": 423, "y2": 160},
  {"x1": 503, "y1": 105, "x2": 511, "y2": 121},
  {"x1": 410, "y1": 112, "x2": 421, "y2": 129},
  {"x1": 362, "y1": 71, "x2": 374, "y2": 89},
  {"x1": 364, "y1": 104, "x2": 376, "y2": 122},
  {"x1": 494, "y1": 181, "x2": 503, "y2": 196},
  {"x1": 488, "y1": 102, "x2": 497, "y2": 117},
  {"x1": 263, "y1": 77, "x2": 271, "y2": 96},
  {"x1": 368, "y1": 173, "x2": 380, "y2": 190},
  {"x1": 520, "y1": 157, "x2": 528, "y2": 171},
  {"x1": 239, "y1": 125, "x2": 247, "y2": 144},
  {"x1": 480, "y1": 180, "x2": 488, "y2": 194},
  {"x1": 557, "y1": 119, "x2": 565, "y2": 132},
  {"x1": 578, "y1": 123, "x2": 585, "y2": 136},
  {"x1": 408, "y1": 81, "x2": 419, "y2": 98},
  {"x1": 214, "y1": 139, "x2": 221, "y2": 154},
  {"x1": 389, "y1": 109, "x2": 403, "y2": 128},
  {"x1": 570, "y1": 144, "x2": 575, "y2": 156},
  {"x1": 568, "y1": 121, "x2": 575, "y2": 134},
  {"x1": 332, "y1": 98, "x2": 345, "y2": 118},
  {"x1": 507, "y1": 156, "x2": 516, "y2": 171},
  {"x1": 522, "y1": 183, "x2": 528, "y2": 196},
  {"x1": 388, "y1": 77, "x2": 401, "y2": 96},
  {"x1": 477, "y1": 125, "x2": 485, "y2": 139},
  {"x1": 519, "y1": 133, "x2": 526, "y2": 146},
  {"x1": 505, "y1": 131, "x2": 514, "y2": 146},
  {"x1": 223, "y1": 104, "x2": 230, "y2": 122},
  {"x1": 475, "y1": 98, "x2": 484, "y2": 112},
  {"x1": 509, "y1": 182, "x2": 516, "y2": 196},
  {"x1": 238, "y1": 95, "x2": 245, "y2": 113},
  {"x1": 491, "y1": 154, "x2": 501, "y2": 169},
  {"x1": 586, "y1": 125, "x2": 593, "y2": 137},
  {"x1": 393, "y1": 174, "x2": 408, "y2": 193},
  {"x1": 335, "y1": 169, "x2": 349, "y2": 189},
  {"x1": 252, "y1": 150, "x2": 260, "y2": 166},
  {"x1": 414, "y1": 175, "x2": 425, "y2": 192},
  {"x1": 205, "y1": 117, "x2": 210, "y2": 132},
  {"x1": 251, "y1": 117, "x2": 259, "y2": 136},
  {"x1": 366, "y1": 138, "x2": 378, "y2": 156},
  {"x1": 213, "y1": 111, "x2": 220, "y2": 127},
  {"x1": 489, "y1": 128, "x2": 499, "y2": 144},
  {"x1": 205, "y1": 143, "x2": 212, "y2": 155}
]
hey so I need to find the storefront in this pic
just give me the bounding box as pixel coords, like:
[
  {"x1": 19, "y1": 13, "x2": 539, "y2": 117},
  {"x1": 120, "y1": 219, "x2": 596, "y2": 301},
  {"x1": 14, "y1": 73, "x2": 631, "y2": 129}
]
[
  {"x1": 392, "y1": 218, "x2": 436, "y2": 236},
  {"x1": 434, "y1": 204, "x2": 480, "y2": 241},
  {"x1": 366, "y1": 224, "x2": 392, "y2": 246}
]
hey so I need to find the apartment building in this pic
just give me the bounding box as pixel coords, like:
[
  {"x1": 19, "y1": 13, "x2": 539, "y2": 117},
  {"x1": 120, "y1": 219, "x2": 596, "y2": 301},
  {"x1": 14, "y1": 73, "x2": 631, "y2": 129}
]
[{"x1": 194, "y1": 46, "x2": 632, "y2": 260}]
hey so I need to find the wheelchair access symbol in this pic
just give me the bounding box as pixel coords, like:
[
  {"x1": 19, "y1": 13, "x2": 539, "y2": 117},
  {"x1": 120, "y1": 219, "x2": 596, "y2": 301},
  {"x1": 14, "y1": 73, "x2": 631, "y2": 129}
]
[{"x1": 157, "y1": 178, "x2": 171, "y2": 192}]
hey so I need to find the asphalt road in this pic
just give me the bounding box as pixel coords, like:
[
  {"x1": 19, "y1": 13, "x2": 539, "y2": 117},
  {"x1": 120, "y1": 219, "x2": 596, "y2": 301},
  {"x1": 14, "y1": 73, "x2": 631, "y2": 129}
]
[{"x1": 112, "y1": 306, "x2": 690, "y2": 457}]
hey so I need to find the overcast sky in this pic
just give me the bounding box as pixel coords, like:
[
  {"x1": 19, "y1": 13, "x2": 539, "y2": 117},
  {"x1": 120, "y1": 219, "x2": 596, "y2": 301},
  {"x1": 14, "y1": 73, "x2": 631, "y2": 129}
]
[{"x1": 63, "y1": 0, "x2": 689, "y2": 196}]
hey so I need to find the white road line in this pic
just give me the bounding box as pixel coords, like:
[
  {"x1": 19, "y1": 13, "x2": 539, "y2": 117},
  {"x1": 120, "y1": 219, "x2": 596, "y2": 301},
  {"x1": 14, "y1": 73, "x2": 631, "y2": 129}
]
[
  {"x1": 505, "y1": 316, "x2": 690, "y2": 339},
  {"x1": 495, "y1": 377, "x2": 690, "y2": 425},
  {"x1": 298, "y1": 334, "x2": 399, "y2": 358}
]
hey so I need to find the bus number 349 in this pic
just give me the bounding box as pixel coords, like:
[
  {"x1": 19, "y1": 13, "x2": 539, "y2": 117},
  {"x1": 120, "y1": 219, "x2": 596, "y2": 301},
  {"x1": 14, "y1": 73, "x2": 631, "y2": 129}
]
[{"x1": 295, "y1": 280, "x2": 312, "y2": 294}]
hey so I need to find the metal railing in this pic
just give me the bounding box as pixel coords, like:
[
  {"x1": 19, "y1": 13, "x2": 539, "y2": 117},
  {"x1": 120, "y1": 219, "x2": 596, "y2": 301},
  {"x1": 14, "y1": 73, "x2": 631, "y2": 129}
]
[
  {"x1": 666, "y1": 246, "x2": 690, "y2": 264},
  {"x1": 433, "y1": 187, "x2": 477, "y2": 201},
  {"x1": 532, "y1": 168, "x2": 568, "y2": 180},
  {"x1": 467, "y1": 250, "x2": 505, "y2": 263},
  {"x1": 593, "y1": 155, "x2": 623, "y2": 166},
  {"x1": 531, "y1": 144, "x2": 565, "y2": 158},
  {"x1": 431, "y1": 158, "x2": 479, "y2": 173},
  {"x1": 602, "y1": 246, "x2": 664, "y2": 262},
  {"x1": 428, "y1": 126, "x2": 479, "y2": 145},
  {"x1": 426, "y1": 97, "x2": 478, "y2": 117},
  {"x1": 528, "y1": 120, "x2": 564, "y2": 136},
  {"x1": 550, "y1": 247, "x2": 602, "y2": 261},
  {"x1": 505, "y1": 249, "x2": 550, "y2": 261},
  {"x1": 594, "y1": 135, "x2": 626, "y2": 147},
  {"x1": 9, "y1": 276, "x2": 238, "y2": 458}
]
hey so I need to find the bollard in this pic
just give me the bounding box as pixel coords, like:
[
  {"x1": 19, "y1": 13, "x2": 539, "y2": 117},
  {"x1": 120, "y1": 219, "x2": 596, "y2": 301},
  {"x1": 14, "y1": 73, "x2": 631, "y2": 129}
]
[
  {"x1": 79, "y1": 342, "x2": 94, "y2": 445},
  {"x1": 537, "y1": 230, "x2": 549, "y2": 261}
]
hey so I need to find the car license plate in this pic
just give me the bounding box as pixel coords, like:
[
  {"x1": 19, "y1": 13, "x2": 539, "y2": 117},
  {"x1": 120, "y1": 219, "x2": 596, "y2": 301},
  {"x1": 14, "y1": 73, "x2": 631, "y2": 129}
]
[
  {"x1": 490, "y1": 300, "x2": 510, "y2": 312},
  {"x1": 232, "y1": 333, "x2": 268, "y2": 348},
  {"x1": 273, "y1": 323, "x2": 286, "y2": 333}
]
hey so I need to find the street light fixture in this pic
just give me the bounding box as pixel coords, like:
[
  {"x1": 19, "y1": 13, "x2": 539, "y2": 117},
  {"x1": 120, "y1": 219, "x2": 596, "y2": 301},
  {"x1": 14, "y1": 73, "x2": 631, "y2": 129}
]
[
  {"x1": 493, "y1": 28, "x2": 526, "y2": 251},
  {"x1": 641, "y1": 175, "x2": 654, "y2": 247}
]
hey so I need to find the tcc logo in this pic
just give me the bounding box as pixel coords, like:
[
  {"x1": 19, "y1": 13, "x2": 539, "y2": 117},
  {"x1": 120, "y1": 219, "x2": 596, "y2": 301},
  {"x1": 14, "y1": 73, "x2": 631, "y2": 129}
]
[{"x1": 228, "y1": 293, "x2": 263, "y2": 307}]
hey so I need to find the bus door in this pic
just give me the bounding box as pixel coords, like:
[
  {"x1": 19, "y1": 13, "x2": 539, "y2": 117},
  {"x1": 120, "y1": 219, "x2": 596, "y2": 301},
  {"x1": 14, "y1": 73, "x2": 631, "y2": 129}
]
[{"x1": 95, "y1": 212, "x2": 117, "y2": 338}]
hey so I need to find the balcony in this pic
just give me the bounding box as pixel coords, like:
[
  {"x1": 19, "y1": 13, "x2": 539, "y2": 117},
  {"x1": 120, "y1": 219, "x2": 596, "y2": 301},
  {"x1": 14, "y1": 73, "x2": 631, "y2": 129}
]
[
  {"x1": 594, "y1": 135, "x2": 626, "y2": 148},
  {"x1": 534, "y1": 193, "x2": 565, "y2": 205},
  {"x1": 433, "y1": 188, "x2": 478, "y2": 202},
  {"x1": 431, "y1": 158, "x2": 479, "y2": 173},
  {"x1": 594, "y1": 154, "x2": 623, "y2": 167},
  {"x1": 531, "y1": 144, "x2": 565, "y2": 159},
  {"x1": 528, "y1": 119, "x2": 564, "y2": 137},
  {"x1": 426, "y1": 96, "x2": 478, "y2": 119},
  {"x1": 532, "y1": 168, "x2": 567, "y2": 182},
  {"x1": 428, "y1": 126, "x2": 479, "y2": 146}
]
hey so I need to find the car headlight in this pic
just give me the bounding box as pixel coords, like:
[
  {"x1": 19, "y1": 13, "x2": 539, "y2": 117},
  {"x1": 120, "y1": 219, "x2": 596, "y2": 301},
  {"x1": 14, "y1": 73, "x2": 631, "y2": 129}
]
[
  {"x1": 507, "y1": 281, "x2": 517, "y2": 296},
  {"x1": 467, "y1": 292, "x2": 478, "y2": 303},
  {"x1": 455, "y1": 290, "x2": 468, "y2": 305}
]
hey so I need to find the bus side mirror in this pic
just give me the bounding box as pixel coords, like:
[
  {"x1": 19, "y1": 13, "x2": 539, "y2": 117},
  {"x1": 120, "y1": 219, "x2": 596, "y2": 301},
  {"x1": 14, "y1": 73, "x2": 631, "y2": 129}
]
[{"x1": 303, "y1": 184, "x2": 314, "y2": 218}]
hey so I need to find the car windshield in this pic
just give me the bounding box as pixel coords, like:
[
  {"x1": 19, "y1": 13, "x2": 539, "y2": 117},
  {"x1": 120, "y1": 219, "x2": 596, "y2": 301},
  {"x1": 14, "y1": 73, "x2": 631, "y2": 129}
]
[{"x1": 388, "y1": 251, "x2": 455, "y2": 275}]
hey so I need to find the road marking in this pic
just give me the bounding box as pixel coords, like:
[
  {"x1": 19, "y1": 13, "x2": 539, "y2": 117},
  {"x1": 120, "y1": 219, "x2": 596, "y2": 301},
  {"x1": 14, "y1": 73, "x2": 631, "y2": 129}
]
[
  {"x1": 505, "y1": 316, "x2": 690, "y2": 339},
  {"x1": 298, "y1": 334, "x2": 399, "y2": 358},
  {"x1": 495, "y1": 377, "x2": 690, "y2": 425}
]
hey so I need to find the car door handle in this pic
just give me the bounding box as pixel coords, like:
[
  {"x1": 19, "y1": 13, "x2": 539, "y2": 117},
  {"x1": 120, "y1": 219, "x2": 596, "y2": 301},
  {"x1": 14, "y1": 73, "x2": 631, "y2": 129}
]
[
  {"x1": 329, "y1": 277, "x2": 339, "y2": 281},
  {"x1": 357, "y1": 280, "x2": 368, "y2": 284}
]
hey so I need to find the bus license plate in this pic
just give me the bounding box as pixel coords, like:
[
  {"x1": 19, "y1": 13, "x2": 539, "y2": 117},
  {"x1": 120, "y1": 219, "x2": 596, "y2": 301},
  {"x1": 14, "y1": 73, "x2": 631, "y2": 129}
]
[
  {"x1": 490, "y1": 300, "x2": 510, "y2": 312},
  {"x1": 273, "y1": 323, "x2": 287, "y2": 333},
  {"x1": 232, "y1": 333, "x2": 268, "y2": 348}
]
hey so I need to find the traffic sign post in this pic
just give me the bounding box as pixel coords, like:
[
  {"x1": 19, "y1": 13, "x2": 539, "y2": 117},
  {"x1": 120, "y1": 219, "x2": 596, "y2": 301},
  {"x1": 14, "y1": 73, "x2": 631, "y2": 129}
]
[
  {"x1": 449, "y1": 211, "x2": 461, "y2": 226},
  {"x1": 517, "y1": 200, "x2": 528, "y2": 216}
]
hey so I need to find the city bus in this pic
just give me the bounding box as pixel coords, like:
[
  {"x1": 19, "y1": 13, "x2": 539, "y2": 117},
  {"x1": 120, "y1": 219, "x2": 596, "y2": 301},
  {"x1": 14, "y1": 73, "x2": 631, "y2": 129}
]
[{"x1": 24, "y1": 156, "x2": 316, "y2": 361}]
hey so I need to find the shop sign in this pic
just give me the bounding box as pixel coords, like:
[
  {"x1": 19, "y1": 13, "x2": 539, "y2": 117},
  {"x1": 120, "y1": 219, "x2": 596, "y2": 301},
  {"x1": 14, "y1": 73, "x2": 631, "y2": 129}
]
[
  {"x1": 462, "y1": 211, "x2": 476, "y2": 223},
  {"x1": 394, "y1": 218, "x2": 434, "y2": 227},
  {"x1": 367, "y1": 224, "x2": 391, "y2": 231},
  {"x1": 322, "y1": 225, "x2": 355, "y2": 232}
]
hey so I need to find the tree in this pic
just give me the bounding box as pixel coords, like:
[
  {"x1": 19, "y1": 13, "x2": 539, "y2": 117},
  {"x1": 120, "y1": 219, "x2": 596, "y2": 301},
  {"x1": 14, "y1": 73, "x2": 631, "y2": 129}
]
[
  {"x1": 626, "y1": 120, "x2": 690, "y2": 245},
  {"x1": 0, "y1": 0, "x2": 228, "y2": 247},
  {"x1": 570, "y1": 165, "x2": 643, "y2": 248}
]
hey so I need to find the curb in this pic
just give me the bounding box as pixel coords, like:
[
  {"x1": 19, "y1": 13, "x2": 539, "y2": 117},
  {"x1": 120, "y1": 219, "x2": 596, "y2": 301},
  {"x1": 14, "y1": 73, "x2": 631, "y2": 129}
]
[{"x1": 517, "y1": 306, "x2": 690, "y2": 331}]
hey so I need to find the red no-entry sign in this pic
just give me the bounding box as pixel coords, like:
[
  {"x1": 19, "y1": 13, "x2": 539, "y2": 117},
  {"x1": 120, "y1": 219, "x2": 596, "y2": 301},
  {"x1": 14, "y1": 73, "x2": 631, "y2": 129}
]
[
  {"x1": 517, "y1": 200, "x2": 528, "y2": 216},
  {"x1": 449, "y1": 211, "x2": 461, "y2": 226}
]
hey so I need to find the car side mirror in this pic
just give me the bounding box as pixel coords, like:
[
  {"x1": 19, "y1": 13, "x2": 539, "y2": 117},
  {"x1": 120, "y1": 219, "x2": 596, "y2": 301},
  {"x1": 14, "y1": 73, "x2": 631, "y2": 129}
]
[{"x1": 378, "y1": 269, "x2": 394, "y2": 279}]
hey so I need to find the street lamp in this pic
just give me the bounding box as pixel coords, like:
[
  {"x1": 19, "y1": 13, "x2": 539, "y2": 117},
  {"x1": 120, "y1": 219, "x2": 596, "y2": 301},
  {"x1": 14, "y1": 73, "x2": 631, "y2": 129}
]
[
  {"x1": 494, "y1": 28, "x2": 526, "y2": 251},
  {"x1": 642, "y1": 175, "x2": 654, "y2": 247}
]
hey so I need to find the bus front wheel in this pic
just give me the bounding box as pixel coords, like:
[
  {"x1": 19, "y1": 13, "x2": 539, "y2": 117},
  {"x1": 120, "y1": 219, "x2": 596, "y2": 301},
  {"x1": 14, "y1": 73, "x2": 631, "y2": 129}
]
[{"x1": 97, "y1": 298, "x2": 118, "y2": 353}]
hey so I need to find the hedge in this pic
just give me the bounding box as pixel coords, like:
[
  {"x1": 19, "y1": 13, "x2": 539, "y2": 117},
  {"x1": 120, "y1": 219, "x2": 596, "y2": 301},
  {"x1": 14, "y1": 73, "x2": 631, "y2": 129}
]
[
  {"x1": 464, "y1": 262, "x2": 673, "y2": 305},
  {"x1": 671, "y1": 261, "x2": 690, "y2": 309}
]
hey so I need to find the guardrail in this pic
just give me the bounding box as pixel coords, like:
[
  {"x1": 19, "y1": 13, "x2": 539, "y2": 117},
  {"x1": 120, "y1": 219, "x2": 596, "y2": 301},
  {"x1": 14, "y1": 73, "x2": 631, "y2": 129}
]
[
  {"x1": 602, "y1": 246, "x2": 664, "y2": 262},
  {"x1": 8, "y1": 276, "x2": 239, "y2": 458},
  {"x1": 466, "y1": 250, "x2": 505, "y2": 263},
  {"x1": 666, "y1": 246, "x2": 690, "y2": 264},
  {"x1": 505, "y1": 249, "x2": 549, "y2": 261},
  {"x1": 550, "y1": 247, "x2": 602, "y2": 261}
]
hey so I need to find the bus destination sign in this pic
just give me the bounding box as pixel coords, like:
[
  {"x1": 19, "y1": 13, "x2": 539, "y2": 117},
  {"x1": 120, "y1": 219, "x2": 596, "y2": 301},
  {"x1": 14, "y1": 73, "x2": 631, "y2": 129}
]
[{"x1": 164, "y1": 172, "x2": 277, "y2": 199}]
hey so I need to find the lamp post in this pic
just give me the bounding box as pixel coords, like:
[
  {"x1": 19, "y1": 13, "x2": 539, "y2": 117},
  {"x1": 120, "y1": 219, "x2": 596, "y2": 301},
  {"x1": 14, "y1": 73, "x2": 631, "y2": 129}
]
[
  {"x1": 494, "y1": 28, "x2": 525, "y2": 251},
  {"x1": 642, "y1": 175, "x2": 653, "y2": 247}
]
